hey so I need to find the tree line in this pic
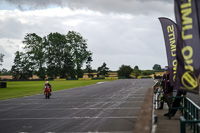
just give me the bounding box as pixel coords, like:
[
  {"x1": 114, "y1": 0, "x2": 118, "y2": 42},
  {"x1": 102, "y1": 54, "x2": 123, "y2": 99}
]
[
  {"x1": 117, "y1": 65, "x2": 161, "y2": 79},
  {"x1": 10, "y1": 31, "x2": 92, "y2": 80},
  {"x1": 0, "y1": 63, "x2": 163, "y2": 79}
]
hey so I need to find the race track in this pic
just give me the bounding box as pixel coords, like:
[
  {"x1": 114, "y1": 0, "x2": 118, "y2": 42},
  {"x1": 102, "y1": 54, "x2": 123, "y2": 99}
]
[{"x1": 0, "y1": 79, "x2": 154, "y2": 133}]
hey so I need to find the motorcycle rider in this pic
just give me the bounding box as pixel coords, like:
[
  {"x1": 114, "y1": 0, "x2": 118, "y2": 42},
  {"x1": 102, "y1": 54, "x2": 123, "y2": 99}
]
[{"x1": 44, "y1": 81, "x2": 52, "y2": 95}]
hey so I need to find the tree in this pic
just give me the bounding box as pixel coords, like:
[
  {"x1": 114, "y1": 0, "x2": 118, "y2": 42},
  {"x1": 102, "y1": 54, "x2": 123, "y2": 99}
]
[
  {"x1": 67, "y1": 31, "x2": 92, "y2": 78},
  {"x1": 132, "y1": 65, "x2": 141, "y2": 78},
  {"x1": 0, "y1": 68, "x2": 10, "y2": 75},
  {"x1": 23, "y1": 33, "x2": 46, "y2": 79},
  {"x1": 11, "y1": 51, "x2": 22, "y2": 79},
  {"x1": 85, "y1": 56, "x2": 93, "y2": 78},
  {"x1": 97, "y1": 62, "x2": 109, "y2": 77},
  {"x1": 142, "y1": 70, "x2": 154, "y2": 76},
  {"x1": 0, "y1": 53, "x2": 4, "y2": 66},
  {"x1": 117, "y1": 65, "x2": 133, "y2": 78},
  {"x1": 153, "y1": 64, "x2": 162, "y2": 71},
  {"x1": 11, "y1": 51, "x2": 33, "y2": 79},
  {"x1": 44, "y1": 32, "x2": 70, "y2": 78},
  {"x1": 61, "y1": 52, "x2": 75, "y2": 78},
  {"x1": 35, "y1": 67, "x2": 46, "y2": 80}
]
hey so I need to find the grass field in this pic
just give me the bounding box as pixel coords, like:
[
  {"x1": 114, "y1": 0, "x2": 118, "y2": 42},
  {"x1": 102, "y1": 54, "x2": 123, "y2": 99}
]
[{"x1": 0, "y1": 79, "x2": 116, "y2": 101}]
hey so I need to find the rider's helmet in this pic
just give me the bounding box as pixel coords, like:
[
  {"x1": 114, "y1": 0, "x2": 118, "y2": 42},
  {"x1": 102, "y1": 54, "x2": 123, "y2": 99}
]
[{"x1": 46, "y1": 81, "x2": 49, "y2": 84}]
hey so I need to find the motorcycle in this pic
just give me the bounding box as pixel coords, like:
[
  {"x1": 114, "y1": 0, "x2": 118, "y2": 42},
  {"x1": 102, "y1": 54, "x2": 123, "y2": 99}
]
[{"x1": 44, "y1": 86, "x2": 51, "y2": 99}]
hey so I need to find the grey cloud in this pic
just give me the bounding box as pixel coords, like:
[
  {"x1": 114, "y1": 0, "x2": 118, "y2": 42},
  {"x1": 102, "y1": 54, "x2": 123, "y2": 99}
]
[
  {"x1": 0, "y1": 45, "x2": 11, "y2": 58},
  {"x1": 3, "y1": 0, "x2": 64, "y2": 9},
  {"x1": 0, "y1": 40, "x2": 20, "y2": 69},
  {"x1": 3, "y1": 0, "x2": 65, "y2": 11},
  {"x1": 6, "y1": 40, "x2": 19, "y2": 49},
  {"x1": 3, "y1": 0, "x2": 173, "y2": 15},
  {"x1": 17, "y1": 4, "x2": 24, "y2": 11},
  {"x1": 0, "y1": 17, "x2": 25, "y2": 39}
]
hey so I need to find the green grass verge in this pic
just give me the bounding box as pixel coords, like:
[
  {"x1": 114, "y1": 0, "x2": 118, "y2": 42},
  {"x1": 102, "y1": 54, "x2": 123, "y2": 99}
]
[{"x1": 0, "y1": 79, "x2": 115, "y2": 101}]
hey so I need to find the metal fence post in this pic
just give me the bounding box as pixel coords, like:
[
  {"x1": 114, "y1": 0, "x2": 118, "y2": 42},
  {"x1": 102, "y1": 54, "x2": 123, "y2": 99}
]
[{"x1": 180, "y1": 116, "x2": 186, "y2": 133}]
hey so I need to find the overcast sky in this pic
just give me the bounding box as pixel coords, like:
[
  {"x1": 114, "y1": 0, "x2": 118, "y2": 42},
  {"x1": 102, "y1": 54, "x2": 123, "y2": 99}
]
[{"x1": 0, "y1": 0, "x2": 175, "y2": 71}]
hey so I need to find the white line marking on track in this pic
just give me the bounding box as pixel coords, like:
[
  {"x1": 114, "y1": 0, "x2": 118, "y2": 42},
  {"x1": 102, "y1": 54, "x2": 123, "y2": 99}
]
[
  {"x1": 0, "y1": 116, "x2": 138, "y2": 120},
  {"x1": 21, "y1": 131, "x2": 133, "y2": 133},
  {"x1": 132, "y1": 81, "x2": 136, "y2": 85},
  {"x1": 0, "y1": 107, "x2": 140, "y2": 111},
  {"x1": 97, "y1": 82, "x2": 104, "y2": 84}
]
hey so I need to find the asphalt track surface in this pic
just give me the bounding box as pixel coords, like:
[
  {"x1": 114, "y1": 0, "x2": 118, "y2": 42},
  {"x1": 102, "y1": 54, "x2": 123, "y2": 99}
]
[{"x1": 0, "y1": 79, "x2": 155, "y2": 133}]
